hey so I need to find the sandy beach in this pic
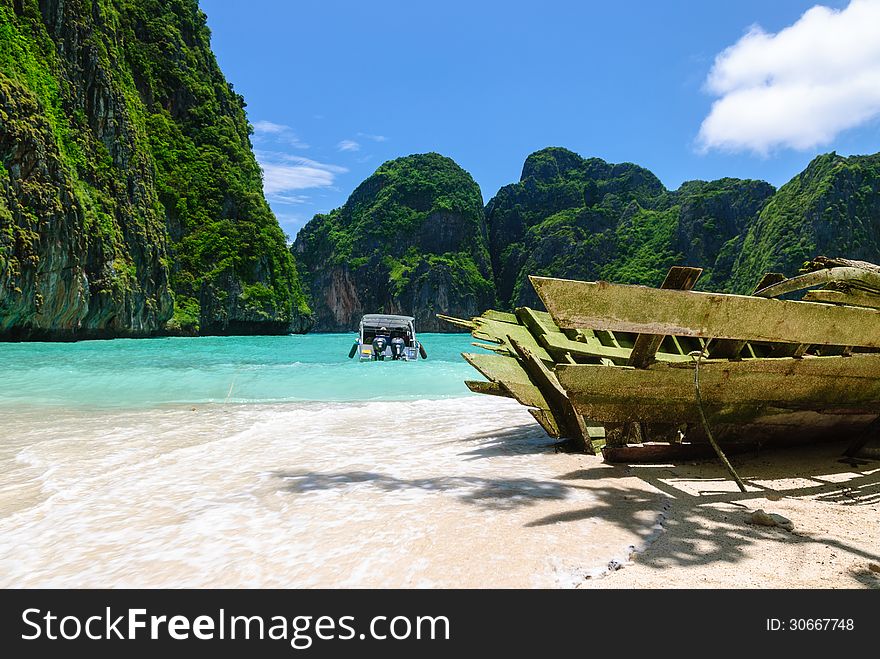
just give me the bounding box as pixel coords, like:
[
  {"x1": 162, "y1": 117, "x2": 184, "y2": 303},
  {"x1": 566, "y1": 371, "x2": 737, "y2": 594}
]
[
  {"x1": 584, "y1": 441, "x2": 880, "y2": 589},
  {"x1": 1, "y1": 394, "x2": 877, "y2": 589}
]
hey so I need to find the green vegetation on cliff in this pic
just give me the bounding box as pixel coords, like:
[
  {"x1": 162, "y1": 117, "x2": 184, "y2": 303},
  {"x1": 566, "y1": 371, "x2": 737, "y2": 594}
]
[
  {"x1": 117, "y1": 0, "x2": 310, "y2": 333},
  {"x1": 294, "y1": 153, "x2": 495, "y2": 331},
  {"x1": 0, "y1": 0, "x2": 310, "y2": 339},
  {"x1": 486, "y1": 147, "x2": 776, "y2": 308},
  {"x1": 728, "y1": 152, "x2": 880, "y2": 293},
  {"x1": 5, "y1": 1, "x2": 876, "y2": 342},
  {"x1": 294, "y1": 147, "x2": 880, "y2": 326}
]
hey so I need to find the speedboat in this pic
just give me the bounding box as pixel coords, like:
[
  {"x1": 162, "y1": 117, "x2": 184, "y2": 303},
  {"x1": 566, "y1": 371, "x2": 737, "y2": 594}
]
[{"x1": 348, "y1": 314, "x2": 427, "y2": 361}]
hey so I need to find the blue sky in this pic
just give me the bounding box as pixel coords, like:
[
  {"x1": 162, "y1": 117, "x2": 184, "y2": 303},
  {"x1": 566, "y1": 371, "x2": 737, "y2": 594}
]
[{"x1": 200, "y1": 0, "x2": 880, "y2": 238}]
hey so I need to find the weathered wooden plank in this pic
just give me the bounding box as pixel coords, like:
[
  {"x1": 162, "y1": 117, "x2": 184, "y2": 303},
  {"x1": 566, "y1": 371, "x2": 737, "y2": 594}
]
[
  {"x1": 470, "y1": 341, "x2": 508, "y2": 354},
  {"x1": 527, "y1": 409, "x2": 560, "y2": 438},
  {"x1": 465, "y1": 380, "x2": 511, "y2": 397},
  {"x1": 556, "y1": 354, "x2": 880, "y2": 424},
  {"x1": 804, "y1": 288, "x2": 880, "y2": 309},
  {"x1": 539, "y1": 327, "x2": 635, "y2": 363},
  {"x1": 752, "y1": 272, "x2": 787, "y2": 293},
  {"x1": 629, "y1": 266, "x2": 702, "y2": 368},
  {"x1": 754, "y1": 267, "x2": 880, "y2": 298},
  {"x1": 462, "y1": 352, "x2": 535, "y2": 388},
  {"x1": 531, "y1": 276, "x2": 880, "y2": 348},
  {"x1": 508, "y1": 338, "x2": 595, "y2": 453},
  {"x1": 515, "y1": 306, "x2": 554, "y2": 338},
  {"x1": 602, "y1": 441, "x2": 760, "y2": 463},
  {"x1": 471, "y1": 317, "x2": 554, "y2": 362},
  {"x1": 436, "y1": 314, "x2": 475, "y2": 330},
  {"x1": 515, "y1": 306, "x2": 691, "y2": 364},
  {"x1": 481, "y1": 310, "x2": 520, "y2": 324},
  {"x1": 462, "y1": 353, "x2": 560, "y2": 437},
  {"x1": 710, "y1": 273, "x2": 786, "y2": 359},
  {"x1": 804, "y1": 256, "x2": 880, "y2": 275}
]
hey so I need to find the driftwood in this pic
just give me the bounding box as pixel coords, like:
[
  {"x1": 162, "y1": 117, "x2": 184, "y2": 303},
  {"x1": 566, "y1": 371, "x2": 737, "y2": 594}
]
[
  {"x1": 803, "y1": 288, "x2": 880, "y2": 309},
  {"x1": 711, "y1": 273, "x2": 787, "y2": 359},
  {"x1": 464, "y1": 380, "x2": 510, "y2": 397},
  {"x1": 530, "y1": 276, "x2": 880, "y2": 348},
  {"x1": 462, "y1": 352, "x2": 561, "y2": 437},
  {"x1": 442, "y1": 259, "x2": 880, "y2": 470},
  {"x1": 628, "y1": 266, "x2": 702, "y2": 369},
  {"x1": 556, "y1": 354, "x2": 880, "y2": 423},
  {"x1": 753, "y1": 267, "x2": 880, "y2": 298},
  {"x1": 508, "y1": 338, "x2": 598, "y2": 453},
  {"x1": 802, "y1": 256, "x2": 880, "y2": 276}
]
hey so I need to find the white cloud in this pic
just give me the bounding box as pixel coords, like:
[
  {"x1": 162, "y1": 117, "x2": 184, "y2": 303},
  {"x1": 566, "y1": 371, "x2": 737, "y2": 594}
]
[
  {"x1": 261, "y1": 162, "x2": 333, "y2": 192},
  {"x1": 267, "y1": 193, "x2": 311, "y2": 205},
  {"x1": 252, "y1": 120, "x2": 289, "y2": 134},
  {"x1": 256, "y1": 151, "x2": 348, "y2": 195},
  {"x1": 357, "y1": 132, "x2": 387, "y2": 142},
  {"x1": 252, "y1": 120, "x2": 309, "y2": 148},
  {"x1": 698, "y1": 0, "x2": 880, "y2": 154},
  {"x1": 337, "y1": 139, "x2": 361, "y2": 152}
]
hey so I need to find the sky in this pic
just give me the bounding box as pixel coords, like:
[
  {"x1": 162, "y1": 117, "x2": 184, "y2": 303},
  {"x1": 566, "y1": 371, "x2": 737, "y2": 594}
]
[{"x1": 200, "y1": 0, "x2": 880, "y2": 239}]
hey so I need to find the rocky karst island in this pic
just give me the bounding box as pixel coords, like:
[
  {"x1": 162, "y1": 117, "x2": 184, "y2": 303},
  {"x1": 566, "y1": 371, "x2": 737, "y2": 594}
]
[{"x1": 1, "y1": 0, "x2": 878, "y2": 598}]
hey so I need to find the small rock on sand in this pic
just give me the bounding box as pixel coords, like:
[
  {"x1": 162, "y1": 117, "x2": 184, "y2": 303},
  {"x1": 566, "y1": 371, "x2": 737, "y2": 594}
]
[{"x1": 749, "y1": 509, "x2": 794, "y2": 531}]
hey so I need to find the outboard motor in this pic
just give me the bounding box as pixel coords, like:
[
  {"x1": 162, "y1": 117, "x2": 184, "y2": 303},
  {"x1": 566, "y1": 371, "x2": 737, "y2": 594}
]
[
  {"x1": 371, "y1": 335, "x2": 388, "y2": 360},
  {"x1": 390, "y1": 337, "x2": 406, "y2": 360}
]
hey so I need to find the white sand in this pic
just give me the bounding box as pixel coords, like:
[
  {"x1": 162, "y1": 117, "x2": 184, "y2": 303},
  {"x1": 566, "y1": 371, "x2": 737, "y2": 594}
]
[
  {"x1": 1, "y1": 398, "x2": 877, "y2": 588},
  {"x1": 584, "y1": 442, "x2": 880, "y2": 589}
]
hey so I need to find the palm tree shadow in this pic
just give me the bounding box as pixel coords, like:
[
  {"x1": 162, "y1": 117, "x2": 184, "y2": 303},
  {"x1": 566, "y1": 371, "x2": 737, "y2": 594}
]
[
  {"x1": 272, "y1": 469, "x2": 571, "y2": 511},
  {"x1": 524, "y1": 442, "x2": 880, "y2": 579},
  {"x1": 456, "y1": 425, "x2": 559, "y2": 460}
]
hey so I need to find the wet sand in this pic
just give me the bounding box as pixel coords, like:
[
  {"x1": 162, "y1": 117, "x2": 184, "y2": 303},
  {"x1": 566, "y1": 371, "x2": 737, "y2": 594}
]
[{"x1": 1, "y1": 397, "x2": 877, "y2": 588}]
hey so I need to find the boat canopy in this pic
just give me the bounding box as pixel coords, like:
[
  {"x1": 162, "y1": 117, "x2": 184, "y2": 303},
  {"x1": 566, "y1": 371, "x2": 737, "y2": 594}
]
[{"x1": 360, "y1": 314, "x2": 415, "y2": 330}]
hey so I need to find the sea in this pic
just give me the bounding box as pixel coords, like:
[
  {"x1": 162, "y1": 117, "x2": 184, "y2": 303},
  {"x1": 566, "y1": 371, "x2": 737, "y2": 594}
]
[{"x1": 0, "y1": 334, "x2": 651, "y2": 587}]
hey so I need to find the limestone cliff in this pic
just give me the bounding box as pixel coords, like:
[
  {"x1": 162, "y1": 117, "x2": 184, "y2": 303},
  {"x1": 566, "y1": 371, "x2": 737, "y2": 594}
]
[
  {"x1": 293, "y1": 153, "x2": 495, "y2": 332},
  {"x1": 485, "y1": 147, "x2": 776, "y2": 308},
  {"x1": 728, "y1": 152, "x2": 880, "y2": 292},
  {"x1": 0, "y1": 0, "x2": 311, "y2": 339}
]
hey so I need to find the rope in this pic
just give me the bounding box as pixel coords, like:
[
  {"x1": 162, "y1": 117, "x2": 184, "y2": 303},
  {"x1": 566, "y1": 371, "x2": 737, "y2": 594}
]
[{"x1": 688, "y1": 350, "x2": 748, "y2": 492}]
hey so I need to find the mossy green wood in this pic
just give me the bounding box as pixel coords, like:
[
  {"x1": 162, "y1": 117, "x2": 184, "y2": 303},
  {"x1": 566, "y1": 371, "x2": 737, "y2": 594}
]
[
  {"x1": 531, "y1": 276, "x2": 880, "y2": 348},
  {"x1": 465, "y1": 380, "x2": 511, "y2": 397},
  {"x1": 481, "y1": 310, "x2": 519, "y2": 323},
  {"x1": 470, "y1": 316, "x2": 554, "y2": 363},
  {"x1": 515, "y1": 306, "x2": 691, "y2": 364},
  {"x1": 628, "y1": 266, "x2": 702, "y2": 368},
  {"x1": 461, "y1": 353, "x2": 561, "y2": 437},
  {"x1": 753, "y1": 267, "x2": 880, "y2": 298},
  {"x1": 803, "y1": 289, "x2": 880, "y2": 309},
  {"x1": 556, "y1": 354, "x2": 880, "y2": 424},
  {"x1": 508, "y1": 338, "x2": 603, "y2": 453}
]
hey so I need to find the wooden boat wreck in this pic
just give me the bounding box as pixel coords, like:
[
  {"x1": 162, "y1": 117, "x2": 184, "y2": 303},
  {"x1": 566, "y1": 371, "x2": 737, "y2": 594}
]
[{"x1": 439, "y1": 257, "x2": 880, "y2": 471}]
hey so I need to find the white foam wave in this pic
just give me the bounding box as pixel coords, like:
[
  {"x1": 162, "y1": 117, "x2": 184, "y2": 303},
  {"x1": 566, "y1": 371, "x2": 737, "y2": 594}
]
[{"x1": 0, "y1": 397, "x2": 662, "y2": 587}]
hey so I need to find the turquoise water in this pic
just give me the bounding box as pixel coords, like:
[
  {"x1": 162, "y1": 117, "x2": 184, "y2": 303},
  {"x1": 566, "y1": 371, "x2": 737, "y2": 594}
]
[{"x1": 0, "y1": 333, "x2": 479, "y2": 408}]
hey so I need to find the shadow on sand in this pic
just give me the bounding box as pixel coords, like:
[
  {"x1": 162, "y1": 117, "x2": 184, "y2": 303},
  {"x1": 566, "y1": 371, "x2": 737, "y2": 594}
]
[
  {"x1": 272, "y1": 435, "x2": 880, "y2": 587},
  {"x1": 455, "y1": 425, "x2": 559, "y2": 460},
  {"x1": 528, "y1": 442, "x2": 880, "y2": 586},
  {"x1": 272, "y1": 469, "x2": 570, "y2": 511}
]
